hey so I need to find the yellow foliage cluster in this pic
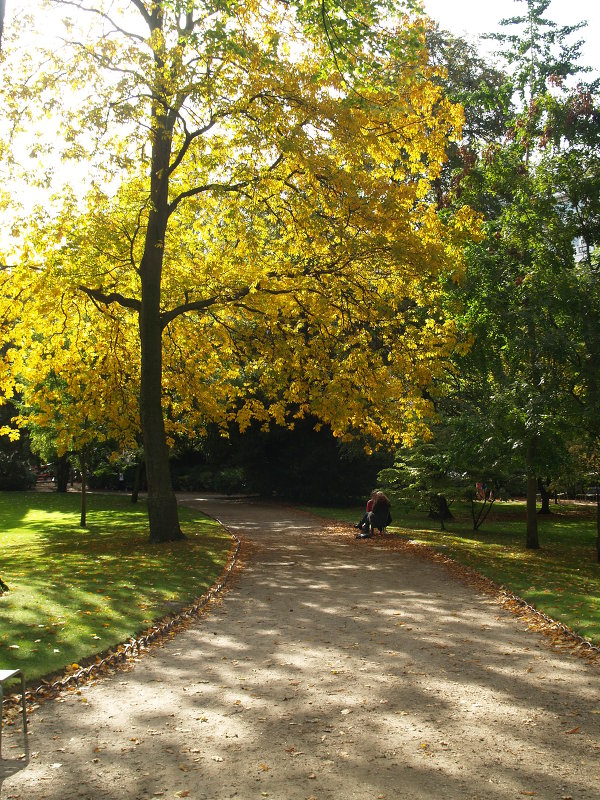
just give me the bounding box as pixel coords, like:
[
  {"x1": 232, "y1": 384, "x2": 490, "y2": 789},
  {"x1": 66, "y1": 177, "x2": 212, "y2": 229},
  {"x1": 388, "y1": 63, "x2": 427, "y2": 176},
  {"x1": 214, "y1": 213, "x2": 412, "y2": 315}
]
[
  {"x1": 0, "y1": 0, "x2": 479, "y2": 453},
  {"x1": 0, "y1": 254, "x2": 139, "y2": 454}
]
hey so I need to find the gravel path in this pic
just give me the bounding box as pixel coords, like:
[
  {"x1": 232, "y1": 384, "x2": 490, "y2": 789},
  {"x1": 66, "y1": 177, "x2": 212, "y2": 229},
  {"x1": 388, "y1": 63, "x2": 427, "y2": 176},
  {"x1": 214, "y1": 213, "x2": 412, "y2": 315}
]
[{"x1": 1, "y1": 496, "x2": 599, "y2": 800}]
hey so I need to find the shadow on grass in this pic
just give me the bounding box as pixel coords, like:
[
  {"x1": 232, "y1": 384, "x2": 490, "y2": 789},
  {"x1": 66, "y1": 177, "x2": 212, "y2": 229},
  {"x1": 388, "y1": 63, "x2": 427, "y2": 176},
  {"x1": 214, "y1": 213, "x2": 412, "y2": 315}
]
[{"x1": 0, "y1": 492, "x2": 231, "y2": 682}]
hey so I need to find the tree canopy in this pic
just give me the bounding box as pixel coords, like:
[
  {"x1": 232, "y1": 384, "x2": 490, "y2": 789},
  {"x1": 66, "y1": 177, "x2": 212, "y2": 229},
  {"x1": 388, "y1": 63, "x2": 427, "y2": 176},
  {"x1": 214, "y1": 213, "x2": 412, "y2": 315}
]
[
  {"x1": 388, "y1": 0, "x2": 600, "y2": 551},
  {"x1": 0, "y1": 0, "x2": 476, "y2": 541}
]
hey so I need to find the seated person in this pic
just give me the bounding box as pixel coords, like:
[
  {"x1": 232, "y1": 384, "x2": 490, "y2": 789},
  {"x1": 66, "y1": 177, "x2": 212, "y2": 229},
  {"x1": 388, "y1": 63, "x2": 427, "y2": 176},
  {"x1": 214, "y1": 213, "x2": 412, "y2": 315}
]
[
  {"x1": 356, "y1": 492, "x2": 392, "y2": 538},
  {"x1": 354, "y1": 491, "x2": 376, "y2": 531}
]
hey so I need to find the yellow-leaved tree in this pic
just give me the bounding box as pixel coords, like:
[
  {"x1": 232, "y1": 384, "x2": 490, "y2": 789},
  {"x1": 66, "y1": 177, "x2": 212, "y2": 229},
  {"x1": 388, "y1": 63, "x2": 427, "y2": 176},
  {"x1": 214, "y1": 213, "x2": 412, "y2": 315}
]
[
  {"x1": 0, "y1": 221, "x2": 140, "y2": 524},
  {"x1": 0, "y1": 0, "x2": 477, "y2": 542}
]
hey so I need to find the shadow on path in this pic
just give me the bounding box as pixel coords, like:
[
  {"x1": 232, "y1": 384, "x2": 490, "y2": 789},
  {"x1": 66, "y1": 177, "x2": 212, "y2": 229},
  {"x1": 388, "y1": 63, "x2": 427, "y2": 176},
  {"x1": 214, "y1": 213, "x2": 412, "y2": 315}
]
[{"x1": 1, "y1": 495, "x2": 598, "y2": 800}]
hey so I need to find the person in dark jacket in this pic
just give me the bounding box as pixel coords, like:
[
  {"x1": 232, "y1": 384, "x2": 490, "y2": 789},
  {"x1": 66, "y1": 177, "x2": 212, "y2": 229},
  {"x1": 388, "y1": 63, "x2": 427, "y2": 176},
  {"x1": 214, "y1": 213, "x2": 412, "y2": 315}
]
[
  {"x1": 355, "y1": 492, "x2": 391, "y2": 538},
  {"x1": 354, "y1": 490, "x2": 377, "y2": 532}
]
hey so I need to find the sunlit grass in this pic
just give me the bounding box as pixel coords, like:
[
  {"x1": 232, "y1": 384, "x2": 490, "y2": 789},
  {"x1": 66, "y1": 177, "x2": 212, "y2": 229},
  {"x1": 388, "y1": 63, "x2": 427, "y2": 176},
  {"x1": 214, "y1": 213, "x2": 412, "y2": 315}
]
[
  {"x1": 0, "y1": 491, "x2": 232, "y2": 682},
  {"x1": 304, "y1": 500, "x2": 600, "y2": 644}
]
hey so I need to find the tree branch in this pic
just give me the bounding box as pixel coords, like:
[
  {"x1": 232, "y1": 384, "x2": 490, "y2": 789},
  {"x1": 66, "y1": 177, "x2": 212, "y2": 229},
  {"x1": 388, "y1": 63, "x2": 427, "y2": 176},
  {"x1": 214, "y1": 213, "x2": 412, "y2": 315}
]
[
  {"x1": 168, "y1": 180, "x2": 252, "y2": 216},
  {"x1": 78, "y1": 285, "x2": 141, "y2": 312},
  {"x1": 167, "y1": 115, "x2": 220, "y2": 177},
  {"x1": 161, "y1": 285, "x2": 254, "y2": 329},
  {"x1": 129, "y1": 0, "x2": 151, "y2": 28},
  {"x1": 51, "y1": 0, "x2": 147, "y2": 42}
]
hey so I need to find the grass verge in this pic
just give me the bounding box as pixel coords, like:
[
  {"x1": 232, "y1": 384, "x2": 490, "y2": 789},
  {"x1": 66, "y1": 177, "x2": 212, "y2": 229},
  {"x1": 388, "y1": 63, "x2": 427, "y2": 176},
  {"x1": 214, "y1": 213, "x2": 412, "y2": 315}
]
[
  {"x1": 0, "y1": 491, "x2": 232, "y2": 683},
  {"x1": 304, "y1": 500, "x2": 600, "y2": 645}
]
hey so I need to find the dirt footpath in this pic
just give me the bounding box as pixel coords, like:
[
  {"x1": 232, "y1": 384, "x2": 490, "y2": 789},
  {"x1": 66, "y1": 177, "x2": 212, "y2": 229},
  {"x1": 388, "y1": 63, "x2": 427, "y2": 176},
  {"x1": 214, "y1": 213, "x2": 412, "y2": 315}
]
[{"x1": 1, "y1": 496, "x2": 599, "y2": 800}]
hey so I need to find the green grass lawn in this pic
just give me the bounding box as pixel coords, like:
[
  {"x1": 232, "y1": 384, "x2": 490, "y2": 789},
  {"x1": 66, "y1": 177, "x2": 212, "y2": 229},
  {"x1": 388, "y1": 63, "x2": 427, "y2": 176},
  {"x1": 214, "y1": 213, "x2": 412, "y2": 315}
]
[
  {"x1": 304, "y1": 500, "x2": 600, "y2": 645},
  {"x1": 0, "y1": 491, "x2": 232, "y2": 683}
]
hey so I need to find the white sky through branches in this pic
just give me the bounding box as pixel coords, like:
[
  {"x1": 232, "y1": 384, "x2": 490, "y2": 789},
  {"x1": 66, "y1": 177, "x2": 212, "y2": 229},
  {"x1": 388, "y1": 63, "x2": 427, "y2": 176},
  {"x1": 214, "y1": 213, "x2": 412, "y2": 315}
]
[
  {"x1": 1, "y1": 0, "x2": 598, "y2": 254},
  {"x1": 422, "y1": 0, "x2": 600, "y2": 76}
]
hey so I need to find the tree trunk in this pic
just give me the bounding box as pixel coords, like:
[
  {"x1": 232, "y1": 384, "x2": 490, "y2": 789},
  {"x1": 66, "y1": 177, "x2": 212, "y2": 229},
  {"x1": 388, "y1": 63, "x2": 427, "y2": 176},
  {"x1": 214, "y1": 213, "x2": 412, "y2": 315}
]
[
  {"x1": 138, "y1": 76, "x2": 183, "y2": 543},
  {"x1": 537, "y1": 477, "x2": 552, "y2": 514},
  {"x1": 428, "y1": 494, "x2": 453, "y2": 531},
  {"x1": 131, "y1": 457, "x2": 145, "y2": 504},
  {"x1": 525, "y1": 439, "x2": 539, "y2": 549},
  {"x1": 55, "y1": 454, "x2": 70, "y2": 493},
  {"x1": 596, "y1": 492, "x2": 600, "y2": 563},
  {"x1": 79, "y1": 453, "x2": 87, "y2": 528},
  {"x1": 139, "y1": 252, "x2": 183, "y2": 542},
  {"x1": 471, "y1": 495, "x2": 495, "y2": 531}
]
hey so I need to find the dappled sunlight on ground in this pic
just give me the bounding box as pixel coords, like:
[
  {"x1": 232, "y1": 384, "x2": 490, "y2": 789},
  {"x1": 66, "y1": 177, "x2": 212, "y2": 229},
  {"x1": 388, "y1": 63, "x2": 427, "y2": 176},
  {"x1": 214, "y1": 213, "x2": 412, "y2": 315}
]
[{"x1": 2, "y1": 497, "x2": 599, "y2": 799}]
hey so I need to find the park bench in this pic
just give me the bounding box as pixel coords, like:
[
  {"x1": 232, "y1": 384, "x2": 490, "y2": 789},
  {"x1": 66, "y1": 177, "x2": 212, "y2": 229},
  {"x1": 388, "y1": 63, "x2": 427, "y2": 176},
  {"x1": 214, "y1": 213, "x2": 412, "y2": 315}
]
[{"x1": 0, "y1": 669, "x2": 27, "y2": 757}]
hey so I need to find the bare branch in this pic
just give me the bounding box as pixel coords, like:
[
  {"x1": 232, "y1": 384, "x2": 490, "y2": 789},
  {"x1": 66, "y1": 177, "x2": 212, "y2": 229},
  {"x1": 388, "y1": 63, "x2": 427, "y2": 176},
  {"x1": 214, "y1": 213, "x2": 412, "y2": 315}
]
[{"x1": 50, "y1": 0, "x2": 147, "y2": 42}]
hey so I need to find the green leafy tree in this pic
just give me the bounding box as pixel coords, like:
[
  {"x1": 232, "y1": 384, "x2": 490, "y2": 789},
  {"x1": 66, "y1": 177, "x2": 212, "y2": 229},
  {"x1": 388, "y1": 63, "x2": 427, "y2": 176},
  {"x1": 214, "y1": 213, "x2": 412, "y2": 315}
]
[
  {"x1": 0, "y1": 399, "x2": 36, "y2": 490},
  {"x1": 392, "y1": 3, "x2": 599, "y2": 551},
  {"x1": 486, "y1": 0, "x2": 589, "y2": 103},
  {"x1": 446, "y1": 1, "x2": 598, "y2": 549}
]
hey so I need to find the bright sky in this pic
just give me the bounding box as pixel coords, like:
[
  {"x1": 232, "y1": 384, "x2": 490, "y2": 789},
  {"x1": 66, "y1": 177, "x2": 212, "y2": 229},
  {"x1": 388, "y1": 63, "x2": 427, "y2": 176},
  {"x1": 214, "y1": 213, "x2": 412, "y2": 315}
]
[{"x1": 422, "y1": 0, "x2": 600, "y2": 76}]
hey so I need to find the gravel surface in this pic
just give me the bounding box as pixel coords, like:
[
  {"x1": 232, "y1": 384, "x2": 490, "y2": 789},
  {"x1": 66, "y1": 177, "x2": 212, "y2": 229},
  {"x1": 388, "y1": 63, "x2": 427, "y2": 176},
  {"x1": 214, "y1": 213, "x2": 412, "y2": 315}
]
[{"x1": 1, "y1": 495, "x2": 599, "y2": 800}]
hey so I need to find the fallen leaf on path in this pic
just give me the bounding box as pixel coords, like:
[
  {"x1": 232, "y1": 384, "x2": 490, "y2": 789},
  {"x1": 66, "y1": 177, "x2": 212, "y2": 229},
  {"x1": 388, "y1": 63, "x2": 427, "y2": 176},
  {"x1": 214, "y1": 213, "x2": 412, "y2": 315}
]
[
  {"x1": 259, "y1": 763, "x2": 270, "y2": 772},
  {"x1": 174, "y1": 792, "x2": 190, "y2": 798},
  {"x1": 520, "y1": 792, "x2": 537, "y2": 796},
  {"x1": 565, "y1": 727, "x2": 580, "y2": 734}
]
